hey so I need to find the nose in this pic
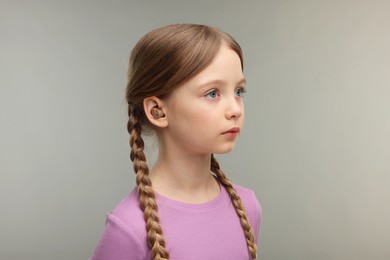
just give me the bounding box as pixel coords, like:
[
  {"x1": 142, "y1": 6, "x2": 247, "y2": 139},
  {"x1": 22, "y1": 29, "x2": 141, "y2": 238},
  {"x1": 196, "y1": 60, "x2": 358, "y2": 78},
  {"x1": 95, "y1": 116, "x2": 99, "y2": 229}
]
[{"x1": 225, "y1": 96, "x2": 243, "y2": 120}]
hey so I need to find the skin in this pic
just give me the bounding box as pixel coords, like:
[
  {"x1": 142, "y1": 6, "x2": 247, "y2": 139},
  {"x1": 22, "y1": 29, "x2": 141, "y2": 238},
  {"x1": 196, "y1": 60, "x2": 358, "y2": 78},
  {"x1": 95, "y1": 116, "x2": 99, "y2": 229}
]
[{"x1": 146, "y1": 44, "x2": 246, "y2": 203}]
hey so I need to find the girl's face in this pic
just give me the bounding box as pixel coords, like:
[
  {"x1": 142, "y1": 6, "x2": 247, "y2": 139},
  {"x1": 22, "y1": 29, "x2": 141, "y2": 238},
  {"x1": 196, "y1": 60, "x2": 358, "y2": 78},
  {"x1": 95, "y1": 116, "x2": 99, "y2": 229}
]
[{"x1": 161, "y1": 44, "x2": 245, "y2": 155}]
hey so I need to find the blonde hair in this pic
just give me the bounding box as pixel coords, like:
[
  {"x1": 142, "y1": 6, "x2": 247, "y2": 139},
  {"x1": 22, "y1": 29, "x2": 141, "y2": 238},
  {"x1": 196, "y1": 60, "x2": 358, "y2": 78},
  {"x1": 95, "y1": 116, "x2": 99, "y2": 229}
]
[{"x1": 126, "y1": 24, "x2": 257, "y2": 259}]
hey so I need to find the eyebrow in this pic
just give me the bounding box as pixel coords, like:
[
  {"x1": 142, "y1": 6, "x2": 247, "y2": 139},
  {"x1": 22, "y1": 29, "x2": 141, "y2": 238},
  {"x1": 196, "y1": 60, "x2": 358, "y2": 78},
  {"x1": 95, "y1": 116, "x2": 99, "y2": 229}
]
[
  {"x1": 237, "y1": 78, "x2": 246, "y2": 85},
  {"x1": 198, "y1": 78, "x2": 246, "y2": 88}
]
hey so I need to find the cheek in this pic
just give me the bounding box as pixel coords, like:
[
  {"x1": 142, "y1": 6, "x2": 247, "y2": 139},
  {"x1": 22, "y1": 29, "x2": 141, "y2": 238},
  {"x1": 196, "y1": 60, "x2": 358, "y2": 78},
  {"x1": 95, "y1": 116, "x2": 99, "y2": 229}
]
[
  {"x1": 185, "y1": 102, "x2": 213, "y2": 120},
  {"x1": 171, "y1": 107, "x2": 206, "y2": 129}
]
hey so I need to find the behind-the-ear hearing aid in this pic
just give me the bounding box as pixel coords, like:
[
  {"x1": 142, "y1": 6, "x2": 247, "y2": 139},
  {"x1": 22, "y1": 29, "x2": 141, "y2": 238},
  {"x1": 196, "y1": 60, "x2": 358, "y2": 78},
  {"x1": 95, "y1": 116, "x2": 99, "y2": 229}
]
[{"x1": 151, "y1": 107, "x2": 165, "y2": 119}]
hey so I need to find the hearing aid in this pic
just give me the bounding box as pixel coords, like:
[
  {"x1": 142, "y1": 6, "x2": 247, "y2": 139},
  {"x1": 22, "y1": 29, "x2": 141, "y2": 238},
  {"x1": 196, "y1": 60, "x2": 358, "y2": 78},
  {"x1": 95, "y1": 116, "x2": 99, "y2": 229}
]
[{"x1": 151, "y1": 107, "x2": 165, "y2": 119}]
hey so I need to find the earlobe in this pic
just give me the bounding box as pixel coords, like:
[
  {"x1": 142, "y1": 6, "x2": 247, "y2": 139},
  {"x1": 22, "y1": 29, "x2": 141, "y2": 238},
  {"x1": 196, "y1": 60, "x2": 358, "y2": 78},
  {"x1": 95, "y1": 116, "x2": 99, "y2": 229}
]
[{"x1": 143, "y1": 97, "x2": 168, "y2": 128}]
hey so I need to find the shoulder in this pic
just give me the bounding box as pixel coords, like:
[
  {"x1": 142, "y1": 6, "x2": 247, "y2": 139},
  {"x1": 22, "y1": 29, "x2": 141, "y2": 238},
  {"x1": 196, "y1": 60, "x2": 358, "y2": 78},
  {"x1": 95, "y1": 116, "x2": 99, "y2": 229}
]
[
  {"x1": 233, "y1": 183, "x2": 262, "y2": 242},
  {"x1": 91, "y1": 188, "x2": 149, "y2": 260},
  {"x1": 109, "y1": 187, "x2": 146, "y2": 244},
  {"x1": 233, "y1": 183, "x2": 261, "y2": 214}
]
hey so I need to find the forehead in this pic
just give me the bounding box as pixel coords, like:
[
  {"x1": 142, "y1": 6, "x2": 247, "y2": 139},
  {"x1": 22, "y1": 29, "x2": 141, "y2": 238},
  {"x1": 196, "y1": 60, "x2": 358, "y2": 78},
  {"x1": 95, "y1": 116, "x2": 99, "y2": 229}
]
[{"x1": 184, "y1": 45, "x2": 244, "y2": 88}]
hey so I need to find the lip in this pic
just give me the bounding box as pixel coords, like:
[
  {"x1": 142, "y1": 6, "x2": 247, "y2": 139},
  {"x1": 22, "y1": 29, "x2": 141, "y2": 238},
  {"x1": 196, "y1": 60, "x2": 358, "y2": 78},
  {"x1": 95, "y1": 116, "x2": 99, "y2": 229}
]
[{"x1": 222, "y1": 127, "x2": 241, "y2": 135}]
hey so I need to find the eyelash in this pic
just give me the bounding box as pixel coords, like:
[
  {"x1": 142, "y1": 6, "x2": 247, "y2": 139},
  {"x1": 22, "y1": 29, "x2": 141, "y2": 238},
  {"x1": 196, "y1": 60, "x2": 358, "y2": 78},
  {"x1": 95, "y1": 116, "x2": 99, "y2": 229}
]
[
  {"x1": 205, "y1": 87, "x2": 247, "y2": 99},
  {"x1": 205, "y1": 89, "x2": 219, "y2": 99},
  {"x1": 235, "y1": 87, "x2": 247, "y2": 97}
]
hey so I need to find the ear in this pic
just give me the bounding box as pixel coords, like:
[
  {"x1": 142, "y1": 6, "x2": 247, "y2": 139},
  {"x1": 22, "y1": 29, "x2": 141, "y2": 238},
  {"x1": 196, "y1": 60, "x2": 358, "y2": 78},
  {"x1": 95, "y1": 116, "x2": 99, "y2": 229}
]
[{"x1": 143, "y1": 96, "x2": 168, "y2": 128}]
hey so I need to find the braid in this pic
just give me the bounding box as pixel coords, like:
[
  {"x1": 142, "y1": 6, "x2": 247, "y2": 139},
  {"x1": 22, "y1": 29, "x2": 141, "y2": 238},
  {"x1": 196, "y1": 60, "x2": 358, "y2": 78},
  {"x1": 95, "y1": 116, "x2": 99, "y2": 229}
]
[
  {"x1": 127, "y1": 104, "x2": 169, "y2": 260},
  {"x1": 211, "y1": 154, "x2": 258, "y2": 259}
]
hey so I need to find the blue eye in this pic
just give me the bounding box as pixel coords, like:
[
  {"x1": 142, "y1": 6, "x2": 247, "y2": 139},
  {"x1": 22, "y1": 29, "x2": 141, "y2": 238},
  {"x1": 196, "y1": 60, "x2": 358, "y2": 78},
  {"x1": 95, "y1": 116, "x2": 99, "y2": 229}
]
[
  {"x1": 235, "y1": 88, "x2": 246, "y2": 97},
  {"x1": 206, "y1": 90, "x2": 219, "y2": 99}
]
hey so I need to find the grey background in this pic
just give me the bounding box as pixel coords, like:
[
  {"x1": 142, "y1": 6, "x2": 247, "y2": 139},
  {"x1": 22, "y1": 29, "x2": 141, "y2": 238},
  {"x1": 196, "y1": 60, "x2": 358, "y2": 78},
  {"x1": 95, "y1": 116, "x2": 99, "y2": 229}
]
[{"x1": 1, "y1": 0, "x2": 389, "y2": 259}]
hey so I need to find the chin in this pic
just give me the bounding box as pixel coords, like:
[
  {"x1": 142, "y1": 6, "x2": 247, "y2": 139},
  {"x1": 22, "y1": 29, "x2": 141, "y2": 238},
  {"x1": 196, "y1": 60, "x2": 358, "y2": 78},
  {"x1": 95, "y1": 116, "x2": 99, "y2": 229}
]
[{"x1": 213, "y1": 145, "x2": 236, "y2": 154}]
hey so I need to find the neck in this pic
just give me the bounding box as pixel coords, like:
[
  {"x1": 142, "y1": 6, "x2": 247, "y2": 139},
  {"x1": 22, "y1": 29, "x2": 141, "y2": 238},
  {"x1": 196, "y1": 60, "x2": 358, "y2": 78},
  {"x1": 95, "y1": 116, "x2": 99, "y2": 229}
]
[{"x1": 150, "y1": 150, "x2": 220, "y2": 203}]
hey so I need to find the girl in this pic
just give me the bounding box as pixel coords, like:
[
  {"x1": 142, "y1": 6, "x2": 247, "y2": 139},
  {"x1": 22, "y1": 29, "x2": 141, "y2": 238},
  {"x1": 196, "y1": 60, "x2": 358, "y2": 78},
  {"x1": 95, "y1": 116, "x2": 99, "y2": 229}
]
[{"x1": 91, "y1": 23, "x2": 261, "y2": 260}]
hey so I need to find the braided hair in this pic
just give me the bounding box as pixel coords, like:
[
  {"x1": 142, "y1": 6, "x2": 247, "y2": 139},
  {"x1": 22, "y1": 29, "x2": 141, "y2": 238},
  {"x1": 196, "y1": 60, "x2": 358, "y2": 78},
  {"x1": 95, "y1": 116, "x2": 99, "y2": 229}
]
[
  {"x1": 128, "y1": 104, "x2": 169, "y2": 259},
  {"x1": 125, "y1": 24, "x2": 257, "y2": 259},
  {"x1": 211, "y1": 154, "x2": 257, "y2": 258}
]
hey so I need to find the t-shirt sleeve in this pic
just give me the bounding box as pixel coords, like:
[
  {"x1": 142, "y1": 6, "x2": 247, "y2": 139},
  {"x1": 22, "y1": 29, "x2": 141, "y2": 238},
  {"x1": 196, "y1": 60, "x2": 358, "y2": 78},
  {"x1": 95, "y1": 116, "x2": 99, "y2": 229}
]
[
  {"x1": 252, "y1": 190, "x2": 262, "y2": 244},
  {"x1": 90, "y1": 213, "x2": 145, "y2": 260},
  {"x1": 233, "y1": 184, "x2": 262, "y2": 246}
]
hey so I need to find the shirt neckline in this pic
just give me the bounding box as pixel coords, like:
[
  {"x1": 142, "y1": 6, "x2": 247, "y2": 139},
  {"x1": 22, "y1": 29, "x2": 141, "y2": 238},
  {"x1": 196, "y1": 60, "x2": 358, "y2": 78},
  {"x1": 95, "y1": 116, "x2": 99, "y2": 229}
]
[{"x1": 153, "y1": 185, "x2": 227, "y2": 211}]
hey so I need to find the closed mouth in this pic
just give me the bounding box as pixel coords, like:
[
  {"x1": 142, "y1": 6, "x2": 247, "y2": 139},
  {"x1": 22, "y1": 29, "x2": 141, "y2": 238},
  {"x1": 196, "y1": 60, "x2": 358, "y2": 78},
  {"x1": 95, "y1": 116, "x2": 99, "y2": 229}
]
[{"x1": 222, "y1": 127, "x2": 240, "y2": 134}]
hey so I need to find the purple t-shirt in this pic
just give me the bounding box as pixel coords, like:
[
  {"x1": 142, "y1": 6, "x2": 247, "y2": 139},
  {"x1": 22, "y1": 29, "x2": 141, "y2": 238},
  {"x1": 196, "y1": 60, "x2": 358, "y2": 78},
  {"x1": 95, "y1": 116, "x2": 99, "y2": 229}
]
[{"x1": 91, "y1": 184, "x2": 261, "y2": 260}]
